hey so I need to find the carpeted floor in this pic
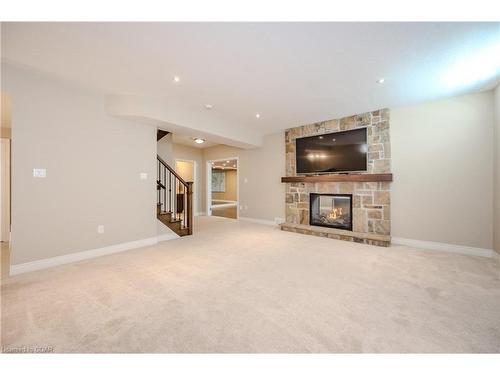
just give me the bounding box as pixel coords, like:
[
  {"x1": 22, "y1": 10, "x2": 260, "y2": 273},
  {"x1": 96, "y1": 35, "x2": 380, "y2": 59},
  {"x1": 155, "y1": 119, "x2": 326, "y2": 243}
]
[{"x1": 1, "y1": 216, "x2": 499, "y2": 353}]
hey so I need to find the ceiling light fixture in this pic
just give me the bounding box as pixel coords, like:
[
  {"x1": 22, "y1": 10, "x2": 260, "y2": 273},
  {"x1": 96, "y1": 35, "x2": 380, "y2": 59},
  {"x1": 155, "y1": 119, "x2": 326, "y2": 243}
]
[
  {"x1": 205, "y1": 104, "x2": 213, "y2": 110},
  {"x1": 255, "y1": 113, "x2": 261, "y2": 119},
  {"x1": 192, "y1": 138, "x2": 205, "y2": 144},
  {"x1": 173, "y1": 76, "x2": 180, "y2": 83},
  {"x1": 376, "y1": 78, "x2": 385, "y2": 84}
]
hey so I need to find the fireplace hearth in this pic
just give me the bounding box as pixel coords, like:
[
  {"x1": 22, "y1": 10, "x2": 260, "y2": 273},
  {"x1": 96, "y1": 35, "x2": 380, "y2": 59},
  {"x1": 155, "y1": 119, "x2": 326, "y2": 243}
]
[{"x1": 310, "y1": 193, "x2": 352, "y2": 231}]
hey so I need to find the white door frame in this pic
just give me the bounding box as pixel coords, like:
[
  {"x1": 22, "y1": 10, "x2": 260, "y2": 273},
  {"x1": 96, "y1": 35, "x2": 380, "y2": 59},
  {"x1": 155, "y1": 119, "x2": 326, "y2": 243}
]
[
  {"x1": 0, "y1": 138, "x2": 11, "y2": 241},
  {"x1": 206, "y1": 157, "x2": 239, "y2": 219},
  {"x1": 174, "y1": 158, "x2": 198, "y2": 215}
]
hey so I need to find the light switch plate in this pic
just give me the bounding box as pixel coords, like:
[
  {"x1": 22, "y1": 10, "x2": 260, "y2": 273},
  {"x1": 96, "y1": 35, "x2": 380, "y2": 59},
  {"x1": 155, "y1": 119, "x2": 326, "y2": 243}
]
[
  {"x1": 140, "y1": 172, "x2": 148, "y2": 180},
  {"x1": 97, "y1": 225, "x2": 104, "y2": 234},
  {"x1": 33, "y1": 168, "x2": 46, "y2": 178}
]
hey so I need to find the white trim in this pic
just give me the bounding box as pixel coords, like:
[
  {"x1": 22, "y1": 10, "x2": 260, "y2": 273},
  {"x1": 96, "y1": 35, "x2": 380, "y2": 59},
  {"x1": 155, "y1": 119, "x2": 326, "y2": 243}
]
[
  {"x1": 157, "y1": 233, "x2": 179, "y2": 242},
  {"x1": 211, "y1": 203, "x2": 237, "y2": 209},
  {"x1": 212, "y1": 199, "x2": 236, "y2": 203},
  {"x1": 195, "y1": 212, "x2": 206, "y2": 216},
  {"x1": 0, "y1": 139, "x2": 11, "y2": 242},
  {"x1": 238, "y1": 217, "x2": 278, "y2": 226},
  {"x1": 9, "y1": 234, "x2": 180, "y2": 275},
  {"x1": 392, "y1": 237, "x2": 493, "y2": 258}
]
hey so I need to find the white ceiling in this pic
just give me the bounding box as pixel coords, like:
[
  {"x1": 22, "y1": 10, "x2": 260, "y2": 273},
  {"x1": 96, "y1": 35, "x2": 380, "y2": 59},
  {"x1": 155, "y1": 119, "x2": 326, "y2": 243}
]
[{"x1": 2, "y1": 22, "x2": 499, "y2": 144}]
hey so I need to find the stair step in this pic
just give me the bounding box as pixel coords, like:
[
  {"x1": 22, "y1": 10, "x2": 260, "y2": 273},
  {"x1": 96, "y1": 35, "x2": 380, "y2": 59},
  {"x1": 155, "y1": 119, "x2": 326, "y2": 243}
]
[{"x1": 156, "y1": 214, "x2": 190, "y2": 237}]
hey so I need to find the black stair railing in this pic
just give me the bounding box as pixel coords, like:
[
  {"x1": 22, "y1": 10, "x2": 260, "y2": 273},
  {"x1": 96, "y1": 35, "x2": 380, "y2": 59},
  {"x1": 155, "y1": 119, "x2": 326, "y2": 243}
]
[{"x1": 157, "y1": 155, "x2": 193, "y2": 235}]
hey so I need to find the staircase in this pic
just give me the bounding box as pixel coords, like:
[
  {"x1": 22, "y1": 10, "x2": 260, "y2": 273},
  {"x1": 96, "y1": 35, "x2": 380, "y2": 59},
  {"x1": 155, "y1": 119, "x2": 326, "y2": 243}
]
[{"x1": 157, "y1": 155, "x2": 193, "y2": 237}]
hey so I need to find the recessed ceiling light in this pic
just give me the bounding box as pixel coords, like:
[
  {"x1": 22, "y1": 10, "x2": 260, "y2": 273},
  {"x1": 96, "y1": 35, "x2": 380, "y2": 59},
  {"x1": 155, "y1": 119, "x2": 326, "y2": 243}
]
[
  {"x1": 192, "y1": 138, "x2": 205, "y2": 144},
  {"x1": 376, "y1": 78, "x2": 385, "y2": 84},
  {"x1": 173, "y1": 76, "x2": 180, "y2": 83},
  {"x1": 255, "y1": 113, "x2": 261, "y2": 119},
  {"x1": 205, "y1": 104, "x2": 213, "y2": 110},
  {"x1": 226, "y1": 160, "x2": 230, "y2": 163}
]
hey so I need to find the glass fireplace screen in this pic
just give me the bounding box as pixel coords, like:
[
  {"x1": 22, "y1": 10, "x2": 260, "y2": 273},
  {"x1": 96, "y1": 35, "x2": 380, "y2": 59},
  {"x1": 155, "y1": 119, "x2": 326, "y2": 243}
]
[{"x1": 310, "y1": 193, "x2": 352, "y2": 231}]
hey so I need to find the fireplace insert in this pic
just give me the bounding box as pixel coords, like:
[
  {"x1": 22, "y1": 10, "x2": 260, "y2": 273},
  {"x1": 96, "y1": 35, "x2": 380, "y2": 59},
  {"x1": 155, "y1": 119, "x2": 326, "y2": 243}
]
[{"x1": 309, "y1": 193, "x2": 352, "y2": 231}]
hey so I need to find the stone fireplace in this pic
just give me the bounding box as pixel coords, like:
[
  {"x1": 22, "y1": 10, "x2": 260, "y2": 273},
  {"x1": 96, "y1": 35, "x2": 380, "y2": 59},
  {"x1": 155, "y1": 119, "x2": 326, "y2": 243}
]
[
  {"x1": 310, "y1": 193, "x2": 352, "y2": 231},
  {"x1": 280, "y1": 109, "x2": 392, "y2": 247}
]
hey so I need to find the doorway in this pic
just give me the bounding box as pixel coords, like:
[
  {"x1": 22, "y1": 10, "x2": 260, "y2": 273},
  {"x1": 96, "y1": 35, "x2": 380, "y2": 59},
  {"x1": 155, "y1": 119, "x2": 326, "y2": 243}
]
[
  {"x1": 206, "y1": 157, "x2": 238, "y2": 219},
  {"x1": 175, "y1": 159, "x2": 197, "y2": 215}
]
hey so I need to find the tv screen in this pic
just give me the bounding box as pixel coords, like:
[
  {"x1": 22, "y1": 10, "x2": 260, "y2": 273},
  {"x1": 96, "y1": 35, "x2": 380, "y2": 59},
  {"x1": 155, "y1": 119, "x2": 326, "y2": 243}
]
[{"x1": 296, "y1": 128, "x2": 367, "y2": 174}]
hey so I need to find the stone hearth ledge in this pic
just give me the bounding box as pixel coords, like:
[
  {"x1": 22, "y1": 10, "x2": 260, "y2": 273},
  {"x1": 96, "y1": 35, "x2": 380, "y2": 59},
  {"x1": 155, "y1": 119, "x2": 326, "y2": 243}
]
[{"x1": 280, "y1": 222, "x2": 391, "y2": 247}]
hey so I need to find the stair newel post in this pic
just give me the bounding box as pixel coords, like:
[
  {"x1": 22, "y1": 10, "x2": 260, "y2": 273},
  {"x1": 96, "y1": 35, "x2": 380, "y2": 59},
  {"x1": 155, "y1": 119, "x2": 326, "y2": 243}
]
[{"x1": 186, "y1": 181, "x2": 193, "y2": 235}]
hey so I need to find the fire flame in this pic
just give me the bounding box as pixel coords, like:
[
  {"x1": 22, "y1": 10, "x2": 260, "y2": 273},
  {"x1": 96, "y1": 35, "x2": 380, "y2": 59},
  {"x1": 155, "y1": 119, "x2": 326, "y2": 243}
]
[{"x1": 328, "y1": 207, "x2": 343, "y2": 220}]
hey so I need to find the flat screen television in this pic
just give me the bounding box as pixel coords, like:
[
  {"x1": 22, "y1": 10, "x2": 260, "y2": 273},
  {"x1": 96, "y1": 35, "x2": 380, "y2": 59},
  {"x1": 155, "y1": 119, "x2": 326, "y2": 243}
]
[{"x1": 295, "y1": 128, "x2": 367, "y2": 174}]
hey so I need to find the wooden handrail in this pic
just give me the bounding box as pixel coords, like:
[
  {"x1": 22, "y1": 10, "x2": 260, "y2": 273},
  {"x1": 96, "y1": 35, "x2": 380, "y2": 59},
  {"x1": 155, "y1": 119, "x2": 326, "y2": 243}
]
[{"x1": 157, "y1": 155, "x2": 189, "y2": 187}]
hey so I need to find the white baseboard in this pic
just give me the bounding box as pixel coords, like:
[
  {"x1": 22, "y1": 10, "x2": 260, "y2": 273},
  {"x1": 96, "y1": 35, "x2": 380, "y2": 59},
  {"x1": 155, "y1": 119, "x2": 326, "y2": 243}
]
[
  {"x1": 392, "y1": 237, "x2": 494, "y2": 258},
  {"x1": 10, "y1": 234, "x2": 178, "y2": 276},
  {"x1": 211, "y1": 203, "x2": 237, "y2": 208},
  {"x1": 157, "y1": 232, "x2": 179, "y2": 242},
  {"x1": 238, "y1": 217, "x2": 277, "y2": 226}
]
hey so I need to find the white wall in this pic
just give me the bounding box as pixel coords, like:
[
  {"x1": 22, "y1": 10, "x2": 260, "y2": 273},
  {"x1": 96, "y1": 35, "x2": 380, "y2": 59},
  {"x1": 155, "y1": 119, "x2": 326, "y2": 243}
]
[
  {"x1": 391, "y1": 91, "x2": 494, "y2": 250},
  {"x1": 172, "y1": 143, "x2": 204, "y2": 214},
  {"x1": 1, "y1": 92, "x2": 11, "y2": 242},
  {"x1": 494, "y1": 84, "x2": 500, "y2": 254},
  {"x1": 0, "y1": 139, "x2": 10, "y2": 241},
  {"x1": 203, "y1": 132, "x2": 285, "y2": 222},
  {"x1": 157, "y1": 132, "x2": 174, "y2": 165},
  {"x1": 3, "y1": 63, "x2": 157, "y2": 265}
]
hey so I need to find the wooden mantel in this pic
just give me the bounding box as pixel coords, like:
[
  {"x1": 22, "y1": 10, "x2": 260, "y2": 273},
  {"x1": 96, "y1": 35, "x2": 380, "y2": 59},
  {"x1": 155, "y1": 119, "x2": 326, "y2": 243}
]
[{"x1": 281, "y1": 173, "x2": 393, "y2": 183}]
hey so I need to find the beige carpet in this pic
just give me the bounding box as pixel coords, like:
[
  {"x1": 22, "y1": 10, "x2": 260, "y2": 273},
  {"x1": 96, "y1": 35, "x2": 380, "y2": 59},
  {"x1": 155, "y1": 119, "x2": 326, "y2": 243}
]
[{"x1": 1, "y1": 216, "x2": 500, "y2": 353}]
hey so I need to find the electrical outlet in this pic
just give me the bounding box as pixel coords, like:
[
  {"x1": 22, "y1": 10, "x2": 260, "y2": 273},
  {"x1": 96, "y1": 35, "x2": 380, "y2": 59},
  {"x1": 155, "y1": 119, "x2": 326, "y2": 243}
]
[
  {"x1": 97, "y1": 225, "x2": 104, "y2": 234},
  {"x1": 33, "y1": 168, "x2": 46, "y2": 178},
  {"x1": 244, "y1": 178, "x2": 248, "y2": 183},
  {"x1": 140, "y1": 172, "x2": 148, "y2": 180},
  {"x1": 239, "y1": 205, "x2": 243, "y2": 210}
]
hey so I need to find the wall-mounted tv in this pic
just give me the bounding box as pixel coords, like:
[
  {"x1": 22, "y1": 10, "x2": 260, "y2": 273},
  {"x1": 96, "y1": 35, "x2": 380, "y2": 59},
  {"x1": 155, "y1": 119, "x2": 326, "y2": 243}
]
[{"x1": 296, "y1": 128, "x2": 367, "y2": 174}]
